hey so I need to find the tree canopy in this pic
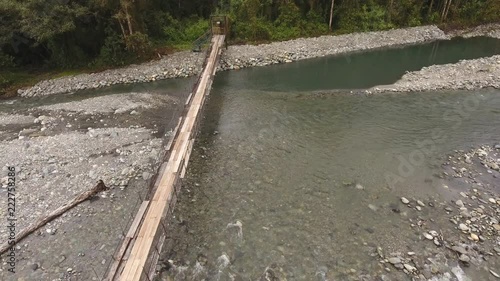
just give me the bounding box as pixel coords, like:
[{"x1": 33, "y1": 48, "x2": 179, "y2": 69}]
[{"x1": 0, "y1": 0, "x2": 498, "y2": 70}]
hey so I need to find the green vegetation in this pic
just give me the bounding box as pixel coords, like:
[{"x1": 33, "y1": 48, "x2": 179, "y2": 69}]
[{"x1": 1, "y1": 0, "x2": 499, "y2": 96}]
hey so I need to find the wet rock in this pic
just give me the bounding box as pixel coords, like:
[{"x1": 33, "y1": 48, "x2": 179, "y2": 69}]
[{"x1": 259, "y1": 263, "x2": 287, "y2": 281}]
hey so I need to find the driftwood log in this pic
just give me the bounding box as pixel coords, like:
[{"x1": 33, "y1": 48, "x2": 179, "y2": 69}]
[{"x1": 0, "y1": 180, "x2": 108, "y2": 256}]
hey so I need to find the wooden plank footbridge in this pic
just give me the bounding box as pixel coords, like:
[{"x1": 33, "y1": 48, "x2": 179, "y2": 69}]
[{"x1": 105, "y1": 16, "x2": 229, "y2": 281}]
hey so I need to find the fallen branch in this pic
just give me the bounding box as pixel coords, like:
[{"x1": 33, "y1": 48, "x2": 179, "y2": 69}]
[{"x1": 0, "y1": 180, "x2": 108, "y2": 256}]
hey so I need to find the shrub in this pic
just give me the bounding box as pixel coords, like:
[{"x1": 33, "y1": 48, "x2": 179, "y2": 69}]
[
  {"x1": 338, "y1": 1, "x2": 394, "y2": 33},
  {"x1": 125, "y1": 32, "x2": 152, "y2": 57},
  {"x1": 0, "y1": 52, "x2": 15, "y2": 68},
  {"x1": 94, "y1": 28, "x2": 129, "y2": 67}
]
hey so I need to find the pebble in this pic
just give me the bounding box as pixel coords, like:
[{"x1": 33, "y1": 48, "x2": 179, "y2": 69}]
[
  {"x1": 388, "y1": 257, "x2": 401, "y2": 265},
  {"x1": 423, "y1": 232, "x2": 434, "y2": 240},
  {"x1": 451, "y1": 246, "x2": 468, "y2": 255},
  {"x1": 455, "y1": 200, "x2": 465, "y2": 207},
  {"x1": 403, "y1": 263, "x2": 416, "y2": 272},
  {"x1": 489, "y1": 198, "x2": 496, "y2": 204},
  {"x1": 458, "y1": 254, "x2": 470, "y2": 263},
  {"x1": 417, "y1": 200, "x2": 425, "y2": 207},
  {"x1": 459, "y1": 223, "x2": 469, "y2": 231},
  {"x1": 368, "y1": 204, "x2": 378, "y2": 212},
  {"x1": 491, "y1": 270, "x2": 500, "y2": 278},
  {"x1": 470, "y1": 233, "x2": 479, "y2": 241},
  {"x1": 401, "y1": 197, "x2": 410, "y2": 204}
]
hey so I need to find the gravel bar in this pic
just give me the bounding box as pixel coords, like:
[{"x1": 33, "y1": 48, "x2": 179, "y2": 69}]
[{"x1": 370, "y1": 55, "x2": 500, "y2": 93}]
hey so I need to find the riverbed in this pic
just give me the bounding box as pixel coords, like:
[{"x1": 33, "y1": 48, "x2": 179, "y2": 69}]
[
  {"x1": 0, "y1": 77, "x2": 194, "y2": 280},
  {"x1": 157, "y1": 37, "x2": 500, "y2": 281}
]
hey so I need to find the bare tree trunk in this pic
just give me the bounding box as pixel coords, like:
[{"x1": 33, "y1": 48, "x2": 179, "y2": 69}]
[
  {"x1": 428, "y1": 0, "x2": 435, "y2": 16},
  {"x1": 444, "y1": 0, "x2": 453, "y2": 21},
  {"x1": 118, "y1": 19, "x2": 127, "y2": 38},
  {"x1": 441, "y1": 0, "x2": 447, "y2": 21},
  {"x1": 124, "y1": 4, "x2": 133, "y2": 35},
  {"x1": 0, "y1": 181, "x2": 108, "y2": 256},
  {"x1": 309, "y1": 0, "x2": 315, "y2": 11},
  {"x1": 329, "y1": 0, "x2": 335, "y2": 32}
]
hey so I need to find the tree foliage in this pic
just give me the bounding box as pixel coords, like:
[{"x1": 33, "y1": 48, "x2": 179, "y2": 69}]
[{"x1": 0, "y1": 0, "x2": 498, "y2": 71}]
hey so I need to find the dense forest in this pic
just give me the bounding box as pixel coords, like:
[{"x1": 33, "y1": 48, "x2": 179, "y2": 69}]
[{"x1": 1, "y1": 0, "x2": 499, "y2": 94}]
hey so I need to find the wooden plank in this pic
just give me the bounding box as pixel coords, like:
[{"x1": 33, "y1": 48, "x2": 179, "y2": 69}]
[
  {"x1": 119, "y1": 35, "x2": 225, "y2": 281},
  {"x1": 105, "y1": 201, "x2": 149, "y2": 281},
  {"x1": 126, "y1": 201, "x2": 150, "y2": 238},
  {"x1": 104, "y1": 238, "x2": 131, "y2": 281},
  {"x1": 180, "y1": 140, "x2": 195, "y2": 179}
]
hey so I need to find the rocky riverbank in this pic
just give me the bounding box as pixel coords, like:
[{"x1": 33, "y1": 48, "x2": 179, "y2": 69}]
[
  {"x1": 17, "y1": 23, "x2": 500, "y2": 98},
  {"x1": 380, "y1": 145, "x2": 500, "y2": 280},
  {"x1": 18, "y1": 25, "x2": 450, "y2": 98},
  {"x1": 18, "y1": 51, "x2": 204, "y2": 98},
  {"x1": 370, "y1": 55, "x2": 500, "y2": 93},
  {"x1": 0, "y1": 90, "x2": 184, "y2": 280},
  {"x1": 218, "y1": 25, "x2": 447, "y2": 70},
  {"x1": 446, "y1": 23, "x2": 500, "y2": 39}
]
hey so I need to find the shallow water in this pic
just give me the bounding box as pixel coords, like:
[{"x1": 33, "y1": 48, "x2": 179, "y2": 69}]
[
  {"x1": 0, "y1": 76, "x2": 195, "y2": 112},
  {"x1": 166, "y1": 88, "x2": 500, "y2": 280},
  {"x1": 215, "y1": 36, "x2": 500, "y2": 92},
  {"x1": 162, "y1": 36, "x2": 500, "y2": 280}
]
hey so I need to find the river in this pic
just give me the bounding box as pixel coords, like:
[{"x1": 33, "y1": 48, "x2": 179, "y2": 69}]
[{"x1": 158, "y1": 36, "x2": 500, "y2": 280}]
